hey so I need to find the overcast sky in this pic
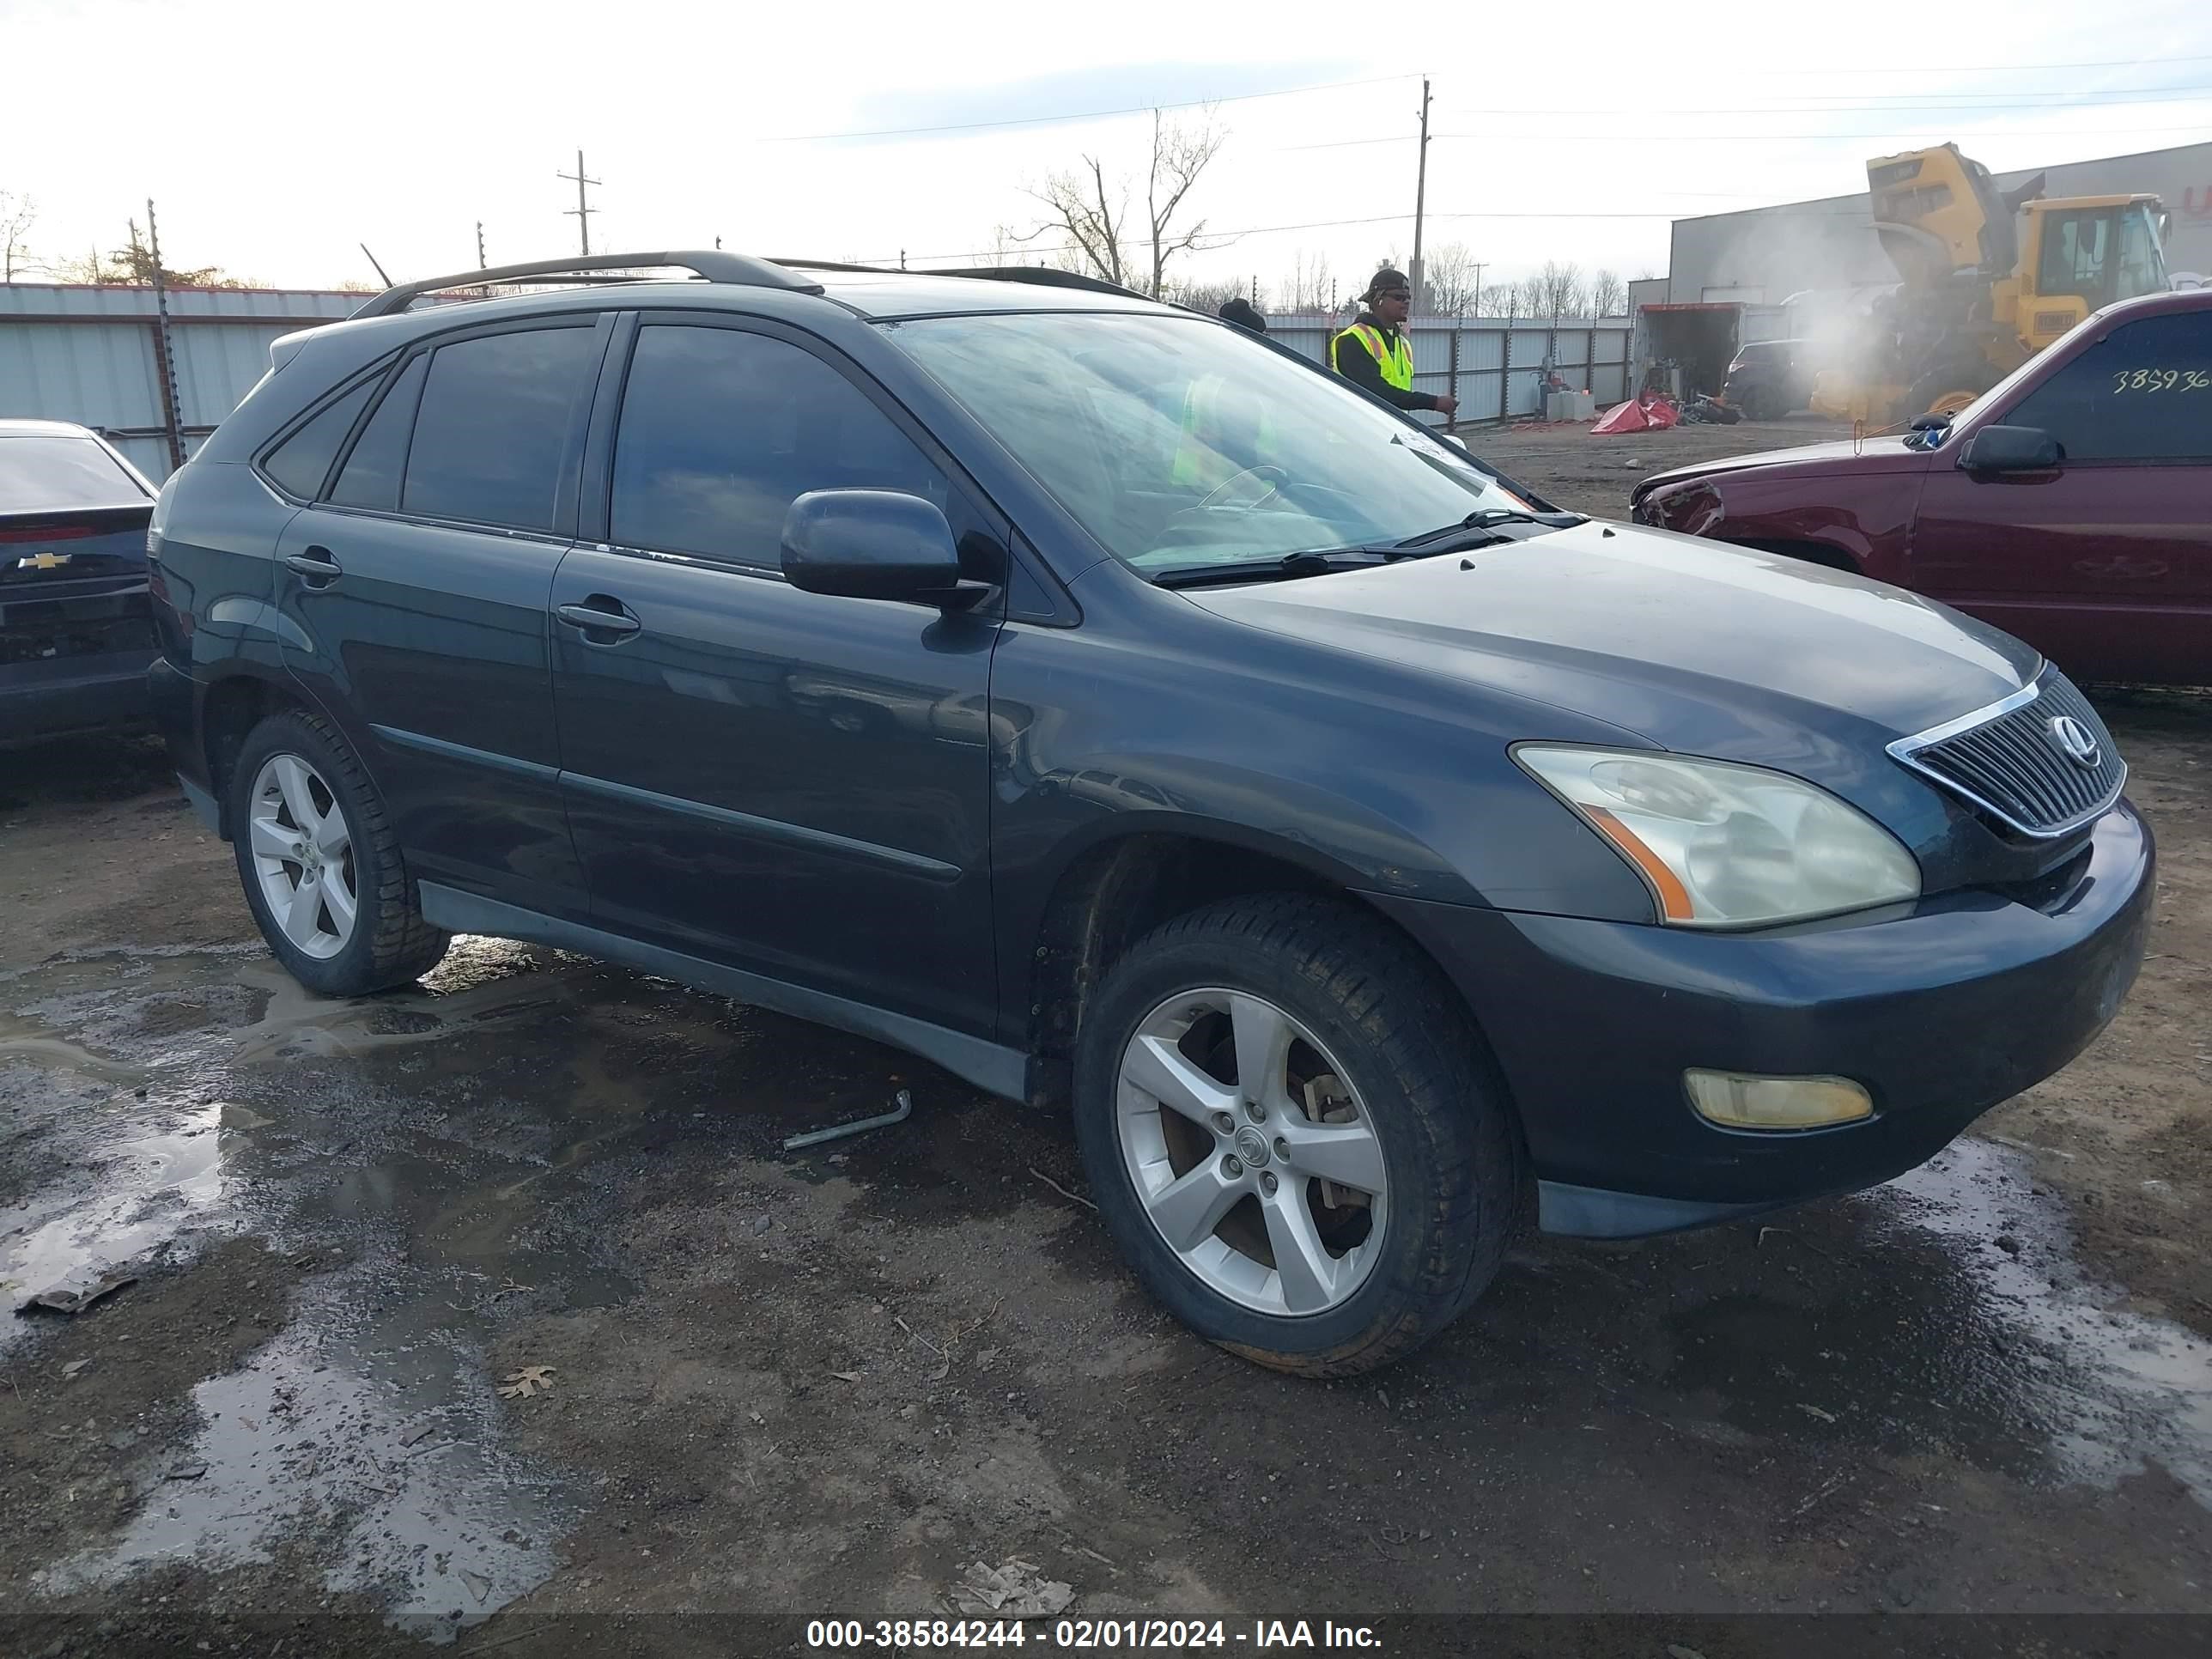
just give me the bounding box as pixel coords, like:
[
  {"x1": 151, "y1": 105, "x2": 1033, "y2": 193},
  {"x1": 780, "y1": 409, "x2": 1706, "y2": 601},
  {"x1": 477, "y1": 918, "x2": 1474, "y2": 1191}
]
[{"x1": 6, "y1": 0, "x2": 2210, "y2": 300}]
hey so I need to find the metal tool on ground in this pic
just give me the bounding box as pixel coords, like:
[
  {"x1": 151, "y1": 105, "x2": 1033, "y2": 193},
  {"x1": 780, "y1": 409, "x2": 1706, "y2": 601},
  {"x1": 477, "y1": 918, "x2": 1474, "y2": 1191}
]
[{"x1": 782, "y1": 1088, "x2": 914, "y2": 1152}]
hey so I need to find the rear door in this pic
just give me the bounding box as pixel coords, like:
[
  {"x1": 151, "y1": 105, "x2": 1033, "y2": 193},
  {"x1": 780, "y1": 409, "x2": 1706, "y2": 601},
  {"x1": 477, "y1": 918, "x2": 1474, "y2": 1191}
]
[
  {"x1": 548, "y1": 314, "x2": 1006, "y2": 1036},
  {"x1": 270, "y1": 316, "x2": 609, "y2": 912},
  {"x1": 1910, "y1": 307, "x2": 2212, "y2": 684}
]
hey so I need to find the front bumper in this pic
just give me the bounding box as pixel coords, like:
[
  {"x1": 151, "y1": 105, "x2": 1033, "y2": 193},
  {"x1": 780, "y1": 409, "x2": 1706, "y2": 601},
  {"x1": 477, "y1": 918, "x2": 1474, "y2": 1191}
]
[{"x1": 1370, "y1": 801, "x2": 2154, "y2": 1237}]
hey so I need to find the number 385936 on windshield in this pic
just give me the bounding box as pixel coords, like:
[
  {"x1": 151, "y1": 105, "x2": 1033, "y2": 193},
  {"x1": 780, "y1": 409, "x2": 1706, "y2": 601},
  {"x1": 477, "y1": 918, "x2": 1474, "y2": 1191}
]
[{"x1": 2111, "y1": 368, "x2": 2212, "y2": 393}]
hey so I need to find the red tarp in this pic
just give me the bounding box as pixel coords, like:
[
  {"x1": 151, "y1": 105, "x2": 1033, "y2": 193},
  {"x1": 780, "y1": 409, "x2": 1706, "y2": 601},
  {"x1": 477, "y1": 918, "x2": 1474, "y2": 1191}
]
[{"x1": 1590, "y1": 394, "x2": 1680, "y2": 435}]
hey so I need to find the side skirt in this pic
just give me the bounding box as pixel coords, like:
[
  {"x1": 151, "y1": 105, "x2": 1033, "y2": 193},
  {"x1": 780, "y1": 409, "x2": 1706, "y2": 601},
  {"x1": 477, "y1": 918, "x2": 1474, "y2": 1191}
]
[{"x1": 416, "y1": 882, "x2": 1030, "y2": 1102}]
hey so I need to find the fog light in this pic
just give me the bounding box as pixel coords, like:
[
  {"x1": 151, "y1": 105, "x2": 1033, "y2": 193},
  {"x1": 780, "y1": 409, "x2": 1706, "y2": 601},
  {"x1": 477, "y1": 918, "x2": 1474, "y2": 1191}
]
[{"x1": 1685, "y1": 1069, "x2": 1872, "y2": 1131}]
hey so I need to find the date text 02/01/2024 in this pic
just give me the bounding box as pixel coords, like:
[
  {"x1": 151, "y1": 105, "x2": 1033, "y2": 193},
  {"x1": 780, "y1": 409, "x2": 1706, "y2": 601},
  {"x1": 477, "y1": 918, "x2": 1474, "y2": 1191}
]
[{"x1": 805, "y1": 1619, "x2": 1384, "y2": 1649}]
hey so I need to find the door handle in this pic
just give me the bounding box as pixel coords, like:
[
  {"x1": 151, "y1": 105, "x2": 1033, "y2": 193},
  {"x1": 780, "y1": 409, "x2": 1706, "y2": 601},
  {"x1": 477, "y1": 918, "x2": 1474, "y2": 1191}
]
[
  {"x1": 555, "y1": 599, "x2": 642, "y2": 638},
  {"x1": 284, "y1": 547, "x2": 342, "y2": 586}
]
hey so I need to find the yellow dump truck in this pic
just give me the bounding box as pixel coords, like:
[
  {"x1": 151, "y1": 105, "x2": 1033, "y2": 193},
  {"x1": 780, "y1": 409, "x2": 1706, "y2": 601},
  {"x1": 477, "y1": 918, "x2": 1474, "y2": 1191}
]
[{"x1": 1809, "y1": 143, "x2": 2169, "y2": 424}]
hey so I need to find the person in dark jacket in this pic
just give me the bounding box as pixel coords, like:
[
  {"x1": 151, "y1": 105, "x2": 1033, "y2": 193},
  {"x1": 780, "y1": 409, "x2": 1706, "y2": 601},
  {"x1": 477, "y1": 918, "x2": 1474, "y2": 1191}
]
[
  {"x1": 1331, "y1": 267, "x2": 1456, "y2": 416},
  {"x1": 1218, "y1": 296, "x2": 1268, "y2": 334}
]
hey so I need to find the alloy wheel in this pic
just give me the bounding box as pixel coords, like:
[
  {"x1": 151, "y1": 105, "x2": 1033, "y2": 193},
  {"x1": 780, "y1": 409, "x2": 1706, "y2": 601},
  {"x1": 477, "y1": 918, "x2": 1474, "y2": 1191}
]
[
  {"x1": 246, "y1": 753, "x2": 358, "y2": 961},
  {"x1": 1115, "y1": 988, "x2": 1391, "y2": 1316}
]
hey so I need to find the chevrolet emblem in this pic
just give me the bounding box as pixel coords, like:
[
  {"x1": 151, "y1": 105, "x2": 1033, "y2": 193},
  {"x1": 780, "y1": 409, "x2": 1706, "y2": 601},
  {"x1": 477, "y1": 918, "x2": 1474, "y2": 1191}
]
[{"x1": 15, "y1": 551, "x2": 72, "y2": 571}]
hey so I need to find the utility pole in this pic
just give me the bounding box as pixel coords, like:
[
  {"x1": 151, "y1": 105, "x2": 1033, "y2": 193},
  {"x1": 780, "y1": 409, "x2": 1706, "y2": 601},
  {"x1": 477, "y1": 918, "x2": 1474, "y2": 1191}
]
[
  {"x1": 1472, "y1": 261, "x2": 1486, "y2": 317},
  {"x1": 1410, "y1": 77, "x2": 1432, "y2": 313},
  {"x1": 476, "y1": 222, "x2": 487, "y2": 269},
  {"x1": 557, "y1": 150, "x2": 600, "y2": 256}
]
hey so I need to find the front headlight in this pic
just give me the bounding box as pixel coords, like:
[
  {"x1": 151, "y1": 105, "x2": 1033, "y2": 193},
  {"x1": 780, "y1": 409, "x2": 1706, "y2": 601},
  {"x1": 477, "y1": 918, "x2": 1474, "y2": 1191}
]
[{"x1": 1514, "y1": 746, "x2": 1920, "y2": 928}]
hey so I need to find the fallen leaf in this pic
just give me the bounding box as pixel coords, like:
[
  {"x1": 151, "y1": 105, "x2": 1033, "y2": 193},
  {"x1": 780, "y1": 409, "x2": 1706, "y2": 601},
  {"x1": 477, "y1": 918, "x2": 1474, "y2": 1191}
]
[
  {"x1": 62, "y1": 1358, "x2": 92, "y2": 1378},
  {"x1": 496, "y1": 1365, "x2": 557, "y2": 1400},
  {"x1": 830, "y1": 1370, "x2": 863, "y2": 1383},
  {"x1": 400, "y1": 1422, "x2": 438, "y2": 1446},
  {"x1": 461, "y1": 1570, "x2": 492, "y2": 1604},
  {"x1": 165, "y1": 1459, "x2": 209, "y2": 1481},
  {"x1": 1796, "y1": 1403, "x2": 1838, "y2": 1424}
]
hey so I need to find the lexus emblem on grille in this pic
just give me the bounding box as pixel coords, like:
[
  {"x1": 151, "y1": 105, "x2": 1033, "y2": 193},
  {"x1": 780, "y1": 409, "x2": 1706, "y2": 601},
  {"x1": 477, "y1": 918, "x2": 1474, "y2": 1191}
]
[
  {"x1": 2047, "y1": 714, "x2": 2102, "y2": 770},
  {"x1": 15, "y1": 551, "x2": 71, "y2": 571}
]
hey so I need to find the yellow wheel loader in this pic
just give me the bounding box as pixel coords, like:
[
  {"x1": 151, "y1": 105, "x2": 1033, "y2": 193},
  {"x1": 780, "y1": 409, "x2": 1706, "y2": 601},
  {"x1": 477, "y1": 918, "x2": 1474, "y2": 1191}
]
[{"x1": 1808, "y1": 143, "x2": 2168, "y2": 425}]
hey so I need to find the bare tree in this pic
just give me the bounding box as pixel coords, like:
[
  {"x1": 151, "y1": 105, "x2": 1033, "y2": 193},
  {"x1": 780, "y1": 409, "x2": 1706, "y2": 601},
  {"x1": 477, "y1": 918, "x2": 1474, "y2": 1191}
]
[
  {"x1": 1140, "y1": 108, "x2": 1227, "y2": 298},
  {"x1": 975, "y1": 225, "x2": 1035, "y2": 270},
  {"x1": 1161, "y1": 276, "x2": 1243, "y2": 315},
  {"x1": 1588, "y1": 268, "x2": 1626, "y2": 318},
  {"x1": 1528, "y1": 260, "x2": 1589, "y2": 320},
  {"x1": 1421, "y1": 241, "x2": 1485, "y2": 315},
  {"x1": 1275, "y1": 250, "x2": 1333, "y2": 313},
  {"x1": 1027, "y1": 109, "x2": 1226, "y2": 296},
  {"x1": 1, "y1": 190, "x2": 34, "y2": 282},
  {"x1": 1027, "y1": 156, "x2": 1129, "y2": 287}
]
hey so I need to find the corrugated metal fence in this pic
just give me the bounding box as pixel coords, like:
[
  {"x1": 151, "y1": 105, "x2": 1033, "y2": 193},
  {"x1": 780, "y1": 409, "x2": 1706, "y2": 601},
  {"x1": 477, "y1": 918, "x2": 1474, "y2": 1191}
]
[
  {"x1": 1, "y1": 284, "x2": 1642, "y2": 483},
  {"x1": 0, "y1": 284, "x2": 363, "y2": 483},
  {"x1": 1266, "y1": 313, "x2": 1636, "y2": 426}
]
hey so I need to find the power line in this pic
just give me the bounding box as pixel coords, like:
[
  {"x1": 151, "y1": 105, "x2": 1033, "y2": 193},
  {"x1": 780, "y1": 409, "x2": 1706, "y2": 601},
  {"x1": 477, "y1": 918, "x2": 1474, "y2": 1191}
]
[
  {"x1": 1730, "y1": 52, "x2": 2212, "y2": 74},
  {"x1": 1442, "y1": 86, "x2": 2212, "y2": 117},
  {"x1": 1285, "y1": 123, "x2": 2212, "y2": 150},
  {"x1": 854, "y1": 204, "x2": 1883, "y2": 269},
  {"x1": 764, "y1": 71, "x2": 1413, "y2": 142}
]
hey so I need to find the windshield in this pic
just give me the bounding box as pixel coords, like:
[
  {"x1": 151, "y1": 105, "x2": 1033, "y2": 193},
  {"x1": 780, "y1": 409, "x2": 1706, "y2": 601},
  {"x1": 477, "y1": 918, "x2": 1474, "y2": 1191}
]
[
  {"x1": 0, "y1": 434, "x2": 149, "y2": 511},
  {"x1": 885, "y1": 312, "x2": 1532, "y2": 573},
  {"x1": 2116, "y1": 204, "x2": 2167, "y2": 301}
]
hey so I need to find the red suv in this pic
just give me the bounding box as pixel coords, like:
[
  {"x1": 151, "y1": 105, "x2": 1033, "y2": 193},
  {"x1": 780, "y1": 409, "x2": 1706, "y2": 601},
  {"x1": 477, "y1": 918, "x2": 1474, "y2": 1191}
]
[{"x1": 1632, "y1": 289, "x2": 2211, "y2": 685}]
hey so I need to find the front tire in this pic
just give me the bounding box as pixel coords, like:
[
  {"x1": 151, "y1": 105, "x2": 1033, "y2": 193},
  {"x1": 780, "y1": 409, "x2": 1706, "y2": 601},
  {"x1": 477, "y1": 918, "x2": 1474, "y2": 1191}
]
[
  {"x1": 1073, "y1": 895, "x2": 1524, "y2": 1376},
  {"x1": 228, "y1": 709, "x2": 449, "y2": 996}
]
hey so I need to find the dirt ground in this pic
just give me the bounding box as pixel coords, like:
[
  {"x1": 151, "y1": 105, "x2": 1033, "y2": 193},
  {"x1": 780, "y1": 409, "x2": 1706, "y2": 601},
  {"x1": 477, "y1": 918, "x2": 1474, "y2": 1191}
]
[{"x1": 3, "y1": 418, "x2": 2208, "y2": 1656}]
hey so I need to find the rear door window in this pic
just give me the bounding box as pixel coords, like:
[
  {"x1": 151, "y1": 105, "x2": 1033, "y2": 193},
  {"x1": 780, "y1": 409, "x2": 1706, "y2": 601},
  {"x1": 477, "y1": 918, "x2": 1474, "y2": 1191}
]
[
  {"x1": 2004, "y1": 311, "x2": 2212, "y2": 461},
  {"x1": 329, "y1": 355, "x2": 429, "y2": 511},
  {"x1": 261, "y1": 382, "x2": 374, "y2": 501},
  {"x1": 401, "y1": 326, "x2": 599, "y2": 532}
]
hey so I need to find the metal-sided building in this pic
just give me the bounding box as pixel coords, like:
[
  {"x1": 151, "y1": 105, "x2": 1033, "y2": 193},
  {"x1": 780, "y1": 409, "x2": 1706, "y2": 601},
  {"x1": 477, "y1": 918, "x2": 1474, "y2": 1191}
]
[
  {"x1": 1629, "y1": 140, "x2": 2212, "y2": 402},
  {"x1": 0, "y1": 283, "x2": 363, "y2": 483},
  {"x1": 1664, "y1": 139, "x2": 2212, "y2": 307}
]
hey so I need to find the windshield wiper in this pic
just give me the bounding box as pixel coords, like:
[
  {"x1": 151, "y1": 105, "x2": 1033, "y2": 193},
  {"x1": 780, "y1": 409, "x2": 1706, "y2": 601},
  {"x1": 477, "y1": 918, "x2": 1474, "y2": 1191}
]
[
  {"x1": 1391, "y1": 507, "x2": 1582, "y2": 550},
  {"x1": 1148, "y1": 548, "x2": 1389, "y2": 589}
]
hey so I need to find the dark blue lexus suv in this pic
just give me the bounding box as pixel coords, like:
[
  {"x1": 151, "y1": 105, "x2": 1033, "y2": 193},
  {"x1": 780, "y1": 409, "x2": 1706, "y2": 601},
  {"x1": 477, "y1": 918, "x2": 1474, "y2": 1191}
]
[{"x1": 146, "y1": 252, "x2": 2152, "y2": 1375}]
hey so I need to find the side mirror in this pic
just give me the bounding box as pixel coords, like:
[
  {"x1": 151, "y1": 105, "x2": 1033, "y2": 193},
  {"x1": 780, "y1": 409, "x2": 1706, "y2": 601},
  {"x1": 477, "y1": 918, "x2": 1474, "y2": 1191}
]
[
  {"x1": 1959, "y1": 424, "x2": 2062, "y2": 473},
  {"x1": 781, "y1": 489, "x2": 985, "y2": 608}
]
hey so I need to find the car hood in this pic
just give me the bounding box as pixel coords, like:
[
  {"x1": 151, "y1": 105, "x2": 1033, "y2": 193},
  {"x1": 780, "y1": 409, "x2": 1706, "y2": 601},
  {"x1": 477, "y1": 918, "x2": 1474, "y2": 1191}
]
[
  {"x1": 1632, "y1": 434, "x2": 1927, "y2": 501},
  {"x1": 1186, "y1": 520, "x2": 2038, "y2": 783}
]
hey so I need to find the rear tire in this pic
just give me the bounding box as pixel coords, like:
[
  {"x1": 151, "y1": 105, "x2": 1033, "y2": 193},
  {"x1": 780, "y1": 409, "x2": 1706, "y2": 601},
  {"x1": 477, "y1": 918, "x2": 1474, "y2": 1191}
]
[
  {"x1": 228, "y1": 709, "x2": 449, "y2": 996},
  {"x1": 1073, "y1": 894, "x2": 1524, "y2": 1377}
]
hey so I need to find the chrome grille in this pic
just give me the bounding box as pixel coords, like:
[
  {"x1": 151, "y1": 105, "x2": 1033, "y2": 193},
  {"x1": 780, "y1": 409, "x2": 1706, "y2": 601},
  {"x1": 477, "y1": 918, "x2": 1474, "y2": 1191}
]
[{"x1": 1888, "y1": 671, "x2": 2125, "y2": 840}]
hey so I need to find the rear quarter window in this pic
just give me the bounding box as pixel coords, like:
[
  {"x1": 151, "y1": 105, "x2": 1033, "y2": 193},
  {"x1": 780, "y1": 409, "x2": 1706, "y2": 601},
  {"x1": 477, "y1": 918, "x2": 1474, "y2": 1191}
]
[{"x1": 260, "y1": 380, "x2": 376, "y2": 500}]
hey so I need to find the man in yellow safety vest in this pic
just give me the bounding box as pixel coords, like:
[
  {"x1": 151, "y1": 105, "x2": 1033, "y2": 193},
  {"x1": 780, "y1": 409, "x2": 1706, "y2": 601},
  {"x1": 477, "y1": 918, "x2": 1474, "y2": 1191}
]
[{"x1": 1331, "y1": 267, "x2": 1457, "y2": 418}]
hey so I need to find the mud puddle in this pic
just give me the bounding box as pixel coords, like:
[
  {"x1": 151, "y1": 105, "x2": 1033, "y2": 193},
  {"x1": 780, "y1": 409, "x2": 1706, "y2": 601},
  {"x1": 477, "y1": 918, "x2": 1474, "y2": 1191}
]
[
  {"x1": 1878, "y1": 1139, "x2": 2212, "y2": 1506},
  {"x1": 40, "y1": 1260, "x2": 575, "y2": 1638}
]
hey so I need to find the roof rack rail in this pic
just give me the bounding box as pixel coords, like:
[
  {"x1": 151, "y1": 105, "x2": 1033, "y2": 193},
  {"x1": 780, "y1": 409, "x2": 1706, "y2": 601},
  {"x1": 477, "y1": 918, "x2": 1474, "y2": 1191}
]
[
  {"x1": 927, "y1": 267, "x2": 1156, "y2": 301},
  {"x1": 773, "y1": 259, "x2": 1165, "y2": 306},
  {"x1": 351, "y1": 251, "x2": 823, "y2": 319}
]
